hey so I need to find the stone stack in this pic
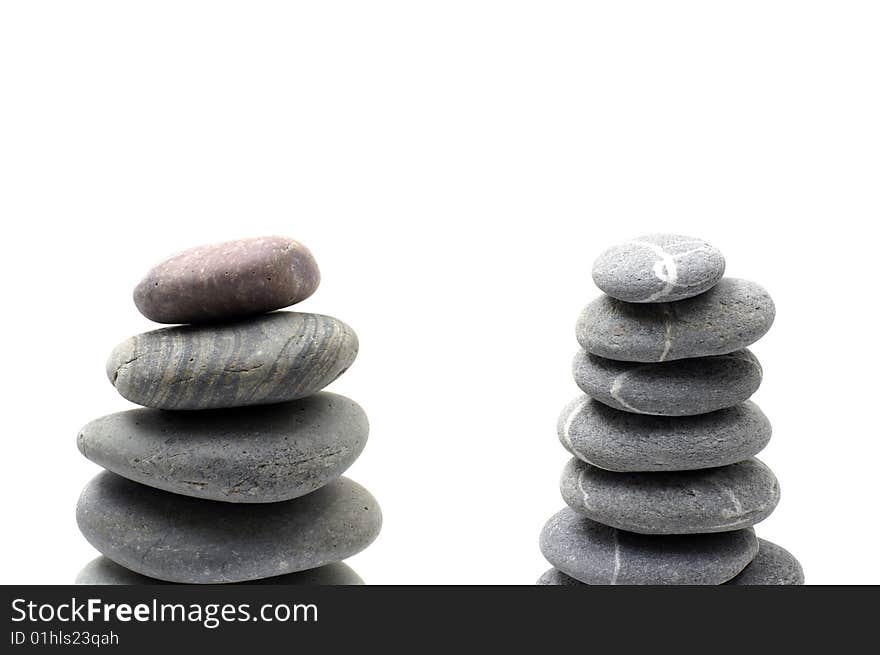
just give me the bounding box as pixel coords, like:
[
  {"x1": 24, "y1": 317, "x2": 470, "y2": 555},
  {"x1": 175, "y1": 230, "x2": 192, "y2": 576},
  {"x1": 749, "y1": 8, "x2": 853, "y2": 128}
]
[
  {"x1": 75, "y1": 236, "x2": 381, "y2": 585},
  {"x1": 539, "y1": 234, "x2": 803, "y2": 585}
]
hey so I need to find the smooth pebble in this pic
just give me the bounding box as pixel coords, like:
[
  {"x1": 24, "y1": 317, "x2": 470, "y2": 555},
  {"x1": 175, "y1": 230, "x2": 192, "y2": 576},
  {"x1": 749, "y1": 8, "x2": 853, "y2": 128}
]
[
  {"x1": 560, "y1": 457, "x2": 780, "y2": 534},
  {"x1": 133, "y1": 236, "x2": 320, "y2": 324},
  {"x1": 76, "y1": 472, "x2": 381, "y2": 584},
  {"x1": 725, "y1": 539, "x2": 804, "y2": 585},
  {"x1": 539, "y1": 508, "x2": 758, "y2": 585},
  {"x1": 592, "y1": 234, "x2": 725, "y2": 303},
  {"x1": 107, "y1": 312, "x2": 358, "y2": 410},
  {"x1": 559, "y1": 396, "x2": 772, "y2": 472},
  {"x1": 77, "y1": 393, "x2": 367, "y2": 503},
  {"x1": 75, "y1": 556, "x2": 364, "y2": 585},
  {"x1": 573, "y1": 349, "x2": 762, "y2": 416},
  {"x1": 577, "y1": 278, "x2": 775, "y2": 362},
  {"x1": 538, "y1": 539, "x2": 803, "y2": 586}
]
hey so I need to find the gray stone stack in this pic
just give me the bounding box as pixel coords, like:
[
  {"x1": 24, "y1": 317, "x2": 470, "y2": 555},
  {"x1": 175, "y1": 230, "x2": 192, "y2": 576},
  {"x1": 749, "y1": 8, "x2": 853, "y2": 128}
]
[
  {"x1": 539, "y1": 234, "x2": 803, "y2": 585},
  {"x1": 75, "y1": 236, "x2": 381, "y2": 584}
]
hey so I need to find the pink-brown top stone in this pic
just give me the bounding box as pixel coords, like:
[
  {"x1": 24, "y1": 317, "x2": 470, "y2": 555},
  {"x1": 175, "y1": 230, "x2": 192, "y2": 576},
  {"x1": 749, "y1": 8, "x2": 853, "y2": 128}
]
[{"x1": 133, "y1": 236, "x2": 320, "y2": 324}]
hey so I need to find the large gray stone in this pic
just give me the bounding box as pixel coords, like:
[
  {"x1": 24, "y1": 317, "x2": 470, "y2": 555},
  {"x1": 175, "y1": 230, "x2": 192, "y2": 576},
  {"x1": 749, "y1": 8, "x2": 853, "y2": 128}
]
[
  {"x1": 539, "y1": 508, "x2": 757, "y2": 585},
  {"x1": 133, "y1": 236, "x2": 321, "y2": 324},
  {"x1": 107, "y1": 312, "x2": 358, "y2": 410},
  {"x1": 538, "y1": 539, "x2": 803, "y2": 586},
  {"x1": 76, "y1": 472, "x2": 381, "y2": 584},
  {"x1": 576, "y1": 278, "x2": 775, "y2": 362},
  {"x1": 592, "y1": 234, "x2": 725, "y2": 303},
  {"x1": 725, "y1": 539, "x2": 804, "y2": 585},
  {"x1": 573, "y1": 349, "x2": 762, "y2": 416},
  {"x1": 75, "y1": 556, "x2": 364, "y2": 585},
  {"x1": 560, "y1": 457, "x2": 779, "y2": 534},
  {"x1": 77, "y1": 393, "x2": 367, "y2": 503},
  {"x1": 559, "y1": 396, "x2": 771, "y2": 472}
]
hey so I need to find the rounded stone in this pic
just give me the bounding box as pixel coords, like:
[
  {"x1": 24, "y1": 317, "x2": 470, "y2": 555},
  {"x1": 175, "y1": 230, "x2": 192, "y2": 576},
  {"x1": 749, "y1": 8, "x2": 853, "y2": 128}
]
[
  {"x1": 75, "y1": 556, "x2": 364, "y2": 585},
  {"x1": 576, "y1": 278, "x2": 775, "y2": 363},
  {"x1": 133, "y1": 236, "x2": 321, "y2": 324},
  {"x1": 539, "y1": 508, "x2": 758, "y2": 585},
  {"x1": 107, "y1": 311, "x2": 358, "y2": 410},
  {"x1": 592, "y1": 234, "x2": 725, "y2": 303},
  {"x1": 539, "y1": 539, "x2": 803, "y2": 586},
  {"x1": 76, "y1": 472, "x2": 381, "y2": 584},
  {"x1": 725, "y1": 539, "x2": 804, "y2": 585},
  {"x1": 559, "y1": 396, "x2": 771, "y2": 472},
  {"x1": 560, "y1": 457, "x2": 780, "y2": 534},
  {"x1": 77, "y1": 393, "x2": 368, "y2": 503},
  {"x1": 573, "y1": 349, "x2": 762, "y2": 416},
  {"x1": 536, "y1": 568, "x2": 583, "y2": 586}
]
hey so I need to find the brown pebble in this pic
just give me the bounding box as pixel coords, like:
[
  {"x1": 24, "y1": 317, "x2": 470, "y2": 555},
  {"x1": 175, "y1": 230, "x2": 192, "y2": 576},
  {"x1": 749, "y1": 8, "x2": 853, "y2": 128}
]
[{"x1": 133, "y1": 236, "x2": 320, "y2": 324}]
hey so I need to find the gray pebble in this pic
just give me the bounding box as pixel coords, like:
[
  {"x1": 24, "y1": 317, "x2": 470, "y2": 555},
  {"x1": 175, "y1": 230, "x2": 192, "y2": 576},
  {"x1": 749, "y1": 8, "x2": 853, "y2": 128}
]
[
  {"x1": 75, "y1": 556, "x2": 364, "y2": 585},
  {"x1": 539, "y1": 508, "x2": 758, "y2": 585},
  {"x1": 133, "y1": 236, "x2": 321, "y2": 324},
  {"x1": 76, "y1": 472, "x2": 381, "y2": 584},
  {"x1": 725, "y1": 539, "x2": 804, "y2": 585},
  {"x1": 538, "y1": 539, "x2": 803, "y2": 586},
  {"x1": 559, "y1": 396, "x2": 771, "y2": 472},
  {"x1": 536, "y1": 568, "x2": 583, "y2": 586},
  {"x1": 560, "y1": 457, "x2": 780, "y2": 534},
  {"x1": 576, "y1": 278, "x2": 775, "y2": 362},
  {"x1": 592, "y1": 234, "x2": 725, "y2": 303},
  {"x1": 573, "y1": 349, "x2": 762, "y2": 416},
  {"x1": 77, "y1": 392, "x2": 367, "y2": 503},
  {"x1": 107, "y1": 311, "x2": 358, "y2": 410}
]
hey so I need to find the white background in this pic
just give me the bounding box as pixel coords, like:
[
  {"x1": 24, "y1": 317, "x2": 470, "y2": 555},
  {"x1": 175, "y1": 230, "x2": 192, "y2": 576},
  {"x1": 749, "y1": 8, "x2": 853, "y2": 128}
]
[{"x1": 1, "y1": 1, "x2": 878, "y2": 585}]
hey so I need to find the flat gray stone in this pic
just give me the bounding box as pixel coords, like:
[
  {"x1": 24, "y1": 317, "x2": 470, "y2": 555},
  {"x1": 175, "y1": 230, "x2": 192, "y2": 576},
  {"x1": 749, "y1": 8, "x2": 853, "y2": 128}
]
[
  {"x1": 75, "y1": 556, "x2": 364, "y2": 585},
  {"x1": 107, "y1": 312, "x2": 358, "y2": 410},
  {"x1": 725, "y1": 539, "x2": 804, "y2": 585},
  {"x1": 573, "y1": 349, "x2": 762, "y2": 416},
  {"x1": 76, "y1": 472, "x2": 381, "y2": 584},
  {"x1": 560, "y1": 457, "x2": 779, "y2": 534},
  {"x1": 134, "y1": 236, "x2": 321, "y2": 324},
  {"x1": 559, "y1": 396, "x2": 771, "y2": 472},
  {"x1": 77, "y1": 393, "x2": 367, "y2": 503},
  {"x1": 539, "y1": 508, "x2": 758, "y2": 585},
  {"x1": 577, "y1": 278, "x2": 775, "y2": 362},
  {"x1": 592, "y1": 234, "x2": 725, "y2": 303},
  {"x1": 539, "y1": 539, "x2": 803, "y2": 586}
]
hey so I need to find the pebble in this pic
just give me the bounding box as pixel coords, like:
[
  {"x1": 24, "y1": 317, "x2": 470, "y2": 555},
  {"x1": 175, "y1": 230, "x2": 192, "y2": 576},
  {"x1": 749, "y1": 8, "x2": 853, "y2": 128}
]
[
  {"x1": 538, "y1": 539, "x2": 803, "y2": 586},
  {"x1": 107, "y1": 312, "x2": 358, "y2": 410},
  {"x1": 77, "y1": 392, "x2": 367, "y2": 503},
  {"x1": 725, "y1": 539, "x2": 804, "y2": 585},
  {"x1": 536, "y1": 568, "x2": 583, "y2": 586},
  {"x1": 592, "y1": 234, "x2": 725, "y2": 303},
  {"x1": 133, "y1": 236, "x2": 320, "y2": 324},
  {"x1": 558, "y1": 396, "x2": 771, "y2": 471},
  {"x1": 576, "y1": 278, "x2": 776, "y2": 362},
  {"x1": 76, "y1": 472, "x2": 381, "y2": 583},
  {"x1": 75, "y1": 556, "x2": 364, "y2": 585},
  {"x1": 560, "y1": 457, "x2": 780, "y2": 534},
  {"x1": 573, "y1": 349, "x2": 762, "y2": 416},
  {"x1": 539, "y1": 508, "x2": 758, "y2": 585}
]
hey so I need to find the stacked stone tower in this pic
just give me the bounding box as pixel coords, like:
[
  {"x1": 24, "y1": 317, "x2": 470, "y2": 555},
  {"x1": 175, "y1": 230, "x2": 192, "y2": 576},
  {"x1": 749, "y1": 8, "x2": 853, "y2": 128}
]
[
  {"x1": 539, "y1": 234, "x2": 803, "y2": 585},
  {"x1": 75, "y1": 236, "x2": 380, "y2": 585}
]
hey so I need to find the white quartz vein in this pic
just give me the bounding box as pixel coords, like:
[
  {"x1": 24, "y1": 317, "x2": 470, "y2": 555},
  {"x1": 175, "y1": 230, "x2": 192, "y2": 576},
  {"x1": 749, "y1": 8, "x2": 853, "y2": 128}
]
[
  {"x1": 610, "y1": 529, "x2": 622, "y2": 585},
  {"x1": 576, "y1": 469, "x2": 593, "y2": 510},
  {"x1": 609, "y1": 369, "x2": 641, "y2": 413},
  {"x1": 627, "y1": 240, "x2": 678, "y2": 302},
  {"x1": 560, "y1": 398, "x2": 589, "y2": 455},
  {"x1": 627, "y1": 240, "x2": 712, "y2": 301},
  {"x1": 659, "y1": 305, "x2": 674, "y2": 362}
]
